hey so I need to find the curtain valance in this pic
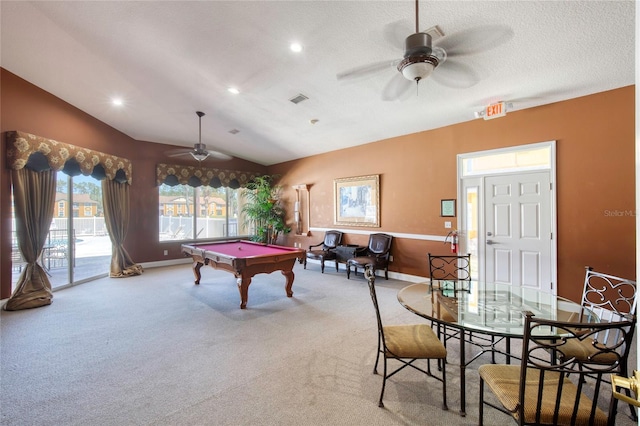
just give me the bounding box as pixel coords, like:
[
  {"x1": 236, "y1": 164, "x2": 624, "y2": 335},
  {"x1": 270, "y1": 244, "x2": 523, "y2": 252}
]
[
  {"x1": 6, "y1": 130, "x2": 132, "y2": 183},
  {"x1": 156, "y1": 163, "x2": 258, "y2": 189}
]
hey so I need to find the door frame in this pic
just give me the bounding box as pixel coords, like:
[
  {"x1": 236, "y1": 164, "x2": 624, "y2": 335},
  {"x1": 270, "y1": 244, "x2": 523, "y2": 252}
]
[{"x1": 457, "y1": 141, "x2": 558, "y2": 292}]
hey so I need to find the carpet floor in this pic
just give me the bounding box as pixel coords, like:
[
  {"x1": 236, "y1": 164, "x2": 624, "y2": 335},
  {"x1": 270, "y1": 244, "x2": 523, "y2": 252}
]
[{"x1": 1, "y1": 262, "x2": 636, "y2": 425}]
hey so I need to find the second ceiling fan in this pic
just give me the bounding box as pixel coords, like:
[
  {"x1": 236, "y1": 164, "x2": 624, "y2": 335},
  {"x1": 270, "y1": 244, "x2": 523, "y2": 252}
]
[{"x1": 165, "y1": 111, "x2": 232, "y2": 162}]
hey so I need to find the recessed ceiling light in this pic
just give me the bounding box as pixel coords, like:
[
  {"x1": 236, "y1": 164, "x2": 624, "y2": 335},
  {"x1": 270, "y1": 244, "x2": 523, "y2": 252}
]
[
  {"x1": 227, "y1": 87, "x2": 240, "y2": 95},
  {"x1": 290, "y1": 42, "x2": 303, "y2": 53},
  {"x1": 111, "y1": 98, "x2": 123, "y2": 106}
]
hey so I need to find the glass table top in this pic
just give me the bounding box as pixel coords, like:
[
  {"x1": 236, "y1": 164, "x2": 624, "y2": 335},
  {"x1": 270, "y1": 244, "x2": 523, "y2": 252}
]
[{"x1": 397, "y1": 281, "x2": 596, "y2": 337}]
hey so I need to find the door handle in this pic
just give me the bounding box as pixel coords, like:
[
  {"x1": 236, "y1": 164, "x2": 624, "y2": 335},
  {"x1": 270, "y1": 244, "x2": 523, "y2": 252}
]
[
  {"x1": 612, "y1": 371, "x2": 640, "y2": 407},
  {"x1": 486, "y1": 240, "x2": 495, "y2": 245}
]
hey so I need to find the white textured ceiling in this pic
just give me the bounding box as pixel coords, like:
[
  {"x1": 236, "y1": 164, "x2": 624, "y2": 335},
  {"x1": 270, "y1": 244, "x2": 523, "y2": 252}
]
[{"x1": 1, "y1": 1, "x2": 635, "y2": 166}]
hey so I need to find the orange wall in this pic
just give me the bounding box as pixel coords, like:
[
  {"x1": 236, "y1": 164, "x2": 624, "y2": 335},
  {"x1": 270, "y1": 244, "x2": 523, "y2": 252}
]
[
  {"x1": 1, "y1": 68, "x2": 635, "y2": 303},
  {"x1": 270, "y1": 86, "x2": 636, "y2": 302}
]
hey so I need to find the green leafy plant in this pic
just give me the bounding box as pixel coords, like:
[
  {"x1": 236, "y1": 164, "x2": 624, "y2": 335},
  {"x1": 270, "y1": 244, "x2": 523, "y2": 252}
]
[{"x1": 241, "y1": 175, "x2": 291, "y2": 244}]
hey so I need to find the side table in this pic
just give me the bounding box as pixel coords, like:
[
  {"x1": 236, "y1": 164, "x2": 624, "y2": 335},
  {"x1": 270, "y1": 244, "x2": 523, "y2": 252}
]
[{"x1": 335, "y1": 244, "x2": 367, "y2": 269}]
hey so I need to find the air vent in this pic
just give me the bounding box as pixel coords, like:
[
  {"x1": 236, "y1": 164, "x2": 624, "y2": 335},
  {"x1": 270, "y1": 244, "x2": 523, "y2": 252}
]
[
  {"x1": 426, "y1": 25, "x2": 444, "y2": 41},
  {"x1": 289, "y1": 94, "x2": 309, "y2": 104},
  {"x1": 228, "y1": 129, "x2": 240, "y2": 135}
]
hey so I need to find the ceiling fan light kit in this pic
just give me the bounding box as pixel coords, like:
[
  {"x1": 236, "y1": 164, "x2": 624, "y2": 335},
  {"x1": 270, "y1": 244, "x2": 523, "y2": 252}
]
[
  {"x1": 398, "y1": 54, "x2": 438, "y2": 82},
  {"x1": 190, "y1": 142, "x2": 210, "y2": 162}
]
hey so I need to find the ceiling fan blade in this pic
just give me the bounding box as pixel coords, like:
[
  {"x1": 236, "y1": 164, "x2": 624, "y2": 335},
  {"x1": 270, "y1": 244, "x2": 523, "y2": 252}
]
[
  {"x1": 206, "y1": 150, "x2": 233, "y2": 161},
  {"x1": 165, "y1": 149, "x2": 191, "y2": 157},
  {"x1": 337, "y1": 59, "x2": 399, "y2": 81},
  {"x1": 435, "y1": 24, "x2": 514, "y2": 58},
  {"x1": 432, "y1": 59, "x2": 480, "y2": 89},
  {"x1": 381, "y1": 73, "x2": 413, "y2": 101},
  {"x1": 382, "y1": 20, "x2": 410, "y2": 49}
]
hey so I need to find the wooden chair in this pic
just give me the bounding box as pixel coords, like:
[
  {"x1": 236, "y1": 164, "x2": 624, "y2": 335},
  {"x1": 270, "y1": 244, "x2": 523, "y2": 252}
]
[
  {"x1": 304, "y1": 230, "x2": 343, "y2": 273},
  {"x1": 346, "y1": 233, "x2": 392, "y2": 279},
  {"x1": 364, "y1": 266, "x2": 447, "y2": 410},
  {"x1": 479, "y1": 311, "x2": 635, "y2": 426}
]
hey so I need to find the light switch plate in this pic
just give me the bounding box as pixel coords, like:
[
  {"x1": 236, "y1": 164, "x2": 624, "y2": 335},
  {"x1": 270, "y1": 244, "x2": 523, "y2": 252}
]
[{"x1": 444, "y1": 221, "x2": 452, "y2": 229}]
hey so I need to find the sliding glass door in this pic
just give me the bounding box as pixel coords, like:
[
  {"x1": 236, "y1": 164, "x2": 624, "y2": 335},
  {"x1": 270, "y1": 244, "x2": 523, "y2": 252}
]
[{"x1": 11, "y1": 173, "x2": 112, "y2": 291}]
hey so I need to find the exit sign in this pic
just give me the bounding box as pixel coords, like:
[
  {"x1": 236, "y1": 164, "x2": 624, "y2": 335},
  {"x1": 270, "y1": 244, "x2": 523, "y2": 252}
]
[{"x1": 484, "y1": 102, "x2": 507, "y2": 120}]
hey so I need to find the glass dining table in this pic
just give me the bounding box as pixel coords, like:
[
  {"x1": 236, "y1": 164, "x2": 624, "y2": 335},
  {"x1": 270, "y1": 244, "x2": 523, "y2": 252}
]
[{"x1": 397, "y1": 280, "x2": 595, "y2": 416}]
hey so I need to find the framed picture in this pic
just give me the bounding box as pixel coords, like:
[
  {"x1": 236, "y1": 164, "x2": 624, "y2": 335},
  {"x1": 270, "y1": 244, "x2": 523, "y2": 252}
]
[
  {"x1": 441, "y1": 199, "x2": 456, "y2": 217},
  {"x1": 334, "y1": 175, "x2": 380, "y2": 227}
]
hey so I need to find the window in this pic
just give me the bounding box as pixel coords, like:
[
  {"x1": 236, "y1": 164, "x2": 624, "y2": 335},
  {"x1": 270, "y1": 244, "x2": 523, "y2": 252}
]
[
  {"x1": 461, "y1": 143, "x2": 552, "y2": 176},
  {"x1": 159, "y1": 184, "x2": 247, "y2": 241}
]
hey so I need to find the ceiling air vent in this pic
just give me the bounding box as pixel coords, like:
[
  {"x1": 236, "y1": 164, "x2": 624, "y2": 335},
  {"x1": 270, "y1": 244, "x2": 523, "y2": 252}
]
[{"x1": 289, "y1": 94, "x2": 308, "y2": 104}]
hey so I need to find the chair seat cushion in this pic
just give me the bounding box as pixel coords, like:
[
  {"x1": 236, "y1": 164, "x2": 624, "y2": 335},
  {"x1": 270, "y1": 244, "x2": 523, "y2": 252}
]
[
  {"x1": 383, "y1": 324, "x2": 446, "y2": 359},
  {"x1": 306, "y1": 249, "x2": 336, "y2": 260},
  {"x1": 348, "y1": 256, "x2": 386, "y2": 268},
  {"x1": 348, "y1": 256, "x2": 374, "y2": 265},
  {"x1": 478, "y1": 364, "x2": 608, "y2": 425},
  {"x1": 557, "y1": 337, "x2": 621, "y2": 364}
]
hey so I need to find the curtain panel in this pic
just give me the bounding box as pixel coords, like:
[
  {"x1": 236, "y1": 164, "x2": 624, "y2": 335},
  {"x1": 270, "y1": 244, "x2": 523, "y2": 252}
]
[
  {"x1": 102, "y1": 179, "x2": 144, "y2": 278},
  {"x1": 3, "y1": 169, "x2": 57, "y2": 311},
  {"x1": 6, "y1": 130, "x2": 132, "y2": 183},
  {"x1": 156, "y1": 163, "x2": 258, "y2": 188}
]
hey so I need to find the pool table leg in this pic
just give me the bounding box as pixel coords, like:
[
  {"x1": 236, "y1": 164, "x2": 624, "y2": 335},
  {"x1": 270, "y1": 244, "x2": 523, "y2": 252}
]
[
  {"x1": 237, "y1": 277, "x2": 250, "y2": 309},
  {"x1": 193, "y1": 261, "x2": 204, "y2": 285},
  {"x1": 282, "y1": 270, "x2": 294, "y2": 297}
]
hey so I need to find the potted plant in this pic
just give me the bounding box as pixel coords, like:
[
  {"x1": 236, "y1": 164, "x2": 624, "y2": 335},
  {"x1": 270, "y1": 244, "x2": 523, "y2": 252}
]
[{"x1": 241, "y1": 175, "x2": 291, "y2": 244}]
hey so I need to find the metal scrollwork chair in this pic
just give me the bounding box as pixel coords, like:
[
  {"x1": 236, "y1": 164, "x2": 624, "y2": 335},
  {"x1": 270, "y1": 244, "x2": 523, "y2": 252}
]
[
  {"x1": 346, "y1": 233, "x2": 393, "y2": 280},
  {"x1": 576, "y1": 266, "x2": 637, "y2": 322},
  {"x1": 428, "y1": 253, "x2": 472, "y2": 293},
  {"x1": 559, "y1": 266, "x2": 638, "y2": 419},
  {"x1": 364, "y1": 265, "x2": 448, "y2": 410},
  {"x1": 479, "y1": 311, "x2": 636, "y2": 426},
  {"x1": 304, "y1": 230, "x2": 343, "y2": 273},
  {"x1": 428, "y1": 253, "x2": 473, "y2": 357}
]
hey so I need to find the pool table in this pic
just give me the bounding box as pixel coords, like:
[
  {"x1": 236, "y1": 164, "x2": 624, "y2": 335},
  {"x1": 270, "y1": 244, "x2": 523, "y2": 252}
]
[{"x1": 181, "y1": 240, "x2": 306, "y2": 309}]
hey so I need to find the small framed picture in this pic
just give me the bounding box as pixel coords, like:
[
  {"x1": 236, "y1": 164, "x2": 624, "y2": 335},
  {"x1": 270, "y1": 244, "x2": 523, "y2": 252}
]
[{"x1": 441, "y1": 199, "x2": 456, "y2": 217}]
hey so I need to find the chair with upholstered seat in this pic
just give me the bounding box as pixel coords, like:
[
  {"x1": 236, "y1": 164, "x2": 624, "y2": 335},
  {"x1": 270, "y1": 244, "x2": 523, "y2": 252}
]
[
  {"x1": 304, "y1": 230, "x2": 343, "y2": 273},
  {"x1": 479, "y1": 311, "x2": 635, "y2": 426},
  {"x1": 364, "y1": 266, "x2": 447, "y2": 410},
  {"x1": 346, "y1": 233, "x2": 392, "y2": 280},
  {"x1": 558, "y1": 266, "x2": 637, "y2": 419}
]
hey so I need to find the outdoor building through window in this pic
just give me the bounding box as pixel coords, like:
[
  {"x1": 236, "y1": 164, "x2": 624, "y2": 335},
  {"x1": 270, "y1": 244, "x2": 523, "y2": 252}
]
[
  {"x1": 158, "y1": 184, "x2": 250, "y2": 241},
  {"x1": 11, "y1": 173, "x2": 112, "y2": 291}
]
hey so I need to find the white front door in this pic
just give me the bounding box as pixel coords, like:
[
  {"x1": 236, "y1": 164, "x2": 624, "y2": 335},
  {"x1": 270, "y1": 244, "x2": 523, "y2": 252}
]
[{"x1": 484, "y1": 171, "x2": 553, "y2": 291}]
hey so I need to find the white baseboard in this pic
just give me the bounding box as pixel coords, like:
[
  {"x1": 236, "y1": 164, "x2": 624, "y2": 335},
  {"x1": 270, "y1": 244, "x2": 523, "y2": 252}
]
[
  {"x1": 303, "y1": 258, "x2": 427, "y2": 283},
  {"x1": 140, "y1": 258, "x2": 192, "y2": 269}
]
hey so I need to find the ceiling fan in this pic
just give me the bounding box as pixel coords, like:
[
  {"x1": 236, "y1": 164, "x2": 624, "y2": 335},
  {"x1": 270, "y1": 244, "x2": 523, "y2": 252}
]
[
  {"x1": 165, "y1": 111, "x2": 232, "y2": 162},
  {"x1": 337, "y1": 0, "x2": 513, "y2": 100}
]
